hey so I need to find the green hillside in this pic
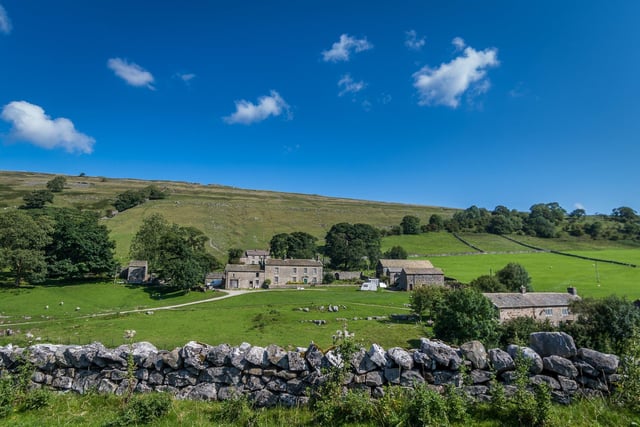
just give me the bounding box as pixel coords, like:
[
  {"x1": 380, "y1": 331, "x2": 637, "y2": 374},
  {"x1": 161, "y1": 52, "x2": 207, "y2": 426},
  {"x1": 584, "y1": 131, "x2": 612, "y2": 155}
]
[{"x1": 0, "y1": 171, "x2": 456, "y2": 262}]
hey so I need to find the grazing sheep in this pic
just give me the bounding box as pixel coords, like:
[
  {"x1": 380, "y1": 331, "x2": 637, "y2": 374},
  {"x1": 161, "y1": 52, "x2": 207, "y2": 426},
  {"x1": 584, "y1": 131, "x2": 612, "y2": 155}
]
[{"x1": 75, "y1": 307, "x2": 80, "y2": 311}]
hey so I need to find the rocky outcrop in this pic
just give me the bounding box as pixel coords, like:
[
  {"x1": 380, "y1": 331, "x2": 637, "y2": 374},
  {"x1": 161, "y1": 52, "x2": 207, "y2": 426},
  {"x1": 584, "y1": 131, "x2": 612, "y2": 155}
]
[{"x1": 0, "y1": 333, "x2": 621, "y2": 407}]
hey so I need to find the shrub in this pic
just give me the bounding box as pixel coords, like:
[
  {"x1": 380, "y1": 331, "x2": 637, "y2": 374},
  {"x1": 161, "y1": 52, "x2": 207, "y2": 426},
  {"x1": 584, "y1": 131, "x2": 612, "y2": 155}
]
[{"x1": 106, "y1": 392, "x2": 172, "y2": 426}]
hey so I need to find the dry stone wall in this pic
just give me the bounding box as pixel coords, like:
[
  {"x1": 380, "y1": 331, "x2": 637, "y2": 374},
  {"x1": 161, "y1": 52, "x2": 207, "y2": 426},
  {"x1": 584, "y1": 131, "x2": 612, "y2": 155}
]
[{"x1": 0, "y1": 332, "x2": 621, "y2": 407}]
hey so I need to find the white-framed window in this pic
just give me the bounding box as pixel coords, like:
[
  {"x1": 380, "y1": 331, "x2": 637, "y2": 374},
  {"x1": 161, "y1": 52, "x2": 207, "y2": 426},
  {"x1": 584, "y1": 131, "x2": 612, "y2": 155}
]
[
  {"x1": 293, "y1": 267, "x2": 297, "y2": 274},
  {"x1": 304, "y1": 267, "x2": 308, "y2": 274},
  {"x1": 274, "y1": 276, "x2": 279, "y2": 284},
  {"x1": 562, "y1": 307, "x2": 570, "y2": 316},
  {"x1": 544, "y1": 308, "x2": 553, "y2": 316},
  {"x1": 292, "y1": 276, "x2": 297, "y2": 282},
  {"x1": 313, "y1": 268, "x2": 317, "y2": 275},
  {"x1": 275, "y1": 267, "x2": 279, "y2": 274}
]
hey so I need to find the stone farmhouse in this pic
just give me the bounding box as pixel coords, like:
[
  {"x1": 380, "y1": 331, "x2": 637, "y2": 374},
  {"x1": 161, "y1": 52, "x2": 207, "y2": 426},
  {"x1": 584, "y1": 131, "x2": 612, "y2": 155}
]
[
  {"x1": 376, "y1": 259, "x2": 444, "y2": 288},
  {"x1": 223, "y1": 250, "x2": 323, "y2": 289},
  {"x1": 398, "y1": 267, "x2": 445, "y2": 291},
  {"x1": 483, "y1": 287, "x2": 580, "y2": 326},
  {"x1": 264, "y1": 259, "x2": 323, "y2": 286},
  {"x1": 224, "y1": 264, "x2": 264, "y2": 289}
]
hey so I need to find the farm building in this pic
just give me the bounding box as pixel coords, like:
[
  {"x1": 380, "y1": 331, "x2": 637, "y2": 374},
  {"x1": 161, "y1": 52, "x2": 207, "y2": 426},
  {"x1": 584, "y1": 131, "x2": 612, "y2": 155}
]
[
  {"x1": 204, "y1": 272, "x2": 224, "y2": 289},
  {"x1": 376, "y1": 259, "x2": 439, "y2": 286},
  {"x1": 224, "y1": 264, "x2": 265, "y2": 289},
  {"x1": 126, "y1": 260, "x2": 149, "y2": 284},
  {"x1": 264, "y1": 259, "x2": 323, "y2": 286},
  {"x1": 483, "y1": 287, "x2": 580, "y2": 326},
  {"x1": 397, "y1": 267, "x2": 445, "y2": 291}
]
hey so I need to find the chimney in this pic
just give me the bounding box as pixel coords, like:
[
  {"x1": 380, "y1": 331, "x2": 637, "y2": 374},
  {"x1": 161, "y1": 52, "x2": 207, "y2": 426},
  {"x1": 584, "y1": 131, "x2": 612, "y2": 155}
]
[
  {"x1": 520, "y1": 286, "x2": 527, "y2": 294},
  {"x1": 567, "y1": 287, "x2": 577, "y2": 296}
]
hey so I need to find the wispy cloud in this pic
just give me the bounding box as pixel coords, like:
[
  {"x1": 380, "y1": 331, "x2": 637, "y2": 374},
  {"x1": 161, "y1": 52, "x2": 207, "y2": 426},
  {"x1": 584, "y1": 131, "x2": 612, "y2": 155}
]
[
  {"x1": 1, "y1": 101, "x2": 95, "y2": 154},
  {"x1": 413, "y1": 41, "x2": 499, "y2": 108},
  {"x1": 405, "y1": 30, "x2": 425, "y2": 50},
  {"x1": 0, "y1": 4, "x2": 12, "y2": 34},
  {"x1": 176, "y1": 72, "x2": 196, "y2": 83},
  {"x1": 322, "y1": 34, "x2": 372, "y2": 62},
  {"x1": 223, "y1": 90, "x2": 291, "y2": 125},
  {"x1": 338, "y1": 74, "x2": 366, "y2": 97},
  {"x1": 452, "y1": 37, "x2": 466, "y2": 51},
  {"x1": 107, "y1": 58, "x2": 155, "y2": 89}
]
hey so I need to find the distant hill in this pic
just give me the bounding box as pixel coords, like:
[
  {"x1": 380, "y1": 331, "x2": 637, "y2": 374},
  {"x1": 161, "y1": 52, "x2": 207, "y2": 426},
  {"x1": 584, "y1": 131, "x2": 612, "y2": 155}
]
[{"x1": 0, "y1": 170, "x2": 457, "y2": 263}]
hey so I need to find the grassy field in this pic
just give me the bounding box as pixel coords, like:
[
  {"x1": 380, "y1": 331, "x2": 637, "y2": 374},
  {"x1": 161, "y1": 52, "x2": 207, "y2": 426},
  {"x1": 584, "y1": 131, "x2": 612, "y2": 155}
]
[
  {"x1": 2, "y1": 391, "x2": 638, "y2": 426},
  {"x1": 381, "y1": 232, "x2": 473, "y2": 255},
  {"x1": 456, "y1": 233, "x2": 532, "y2": 252},
  {"x1": 428, "y1": 250, "x2": 640, "y2": 298},
  {"x1": 0, "y1": 285, "x2": 419, "y2": 350},
  {"x1": 0, "y1": 170, "x2": 457, "y2": 262},
  {"x1": 507, "y1": 234, "x2": 640, "y2": 252}
]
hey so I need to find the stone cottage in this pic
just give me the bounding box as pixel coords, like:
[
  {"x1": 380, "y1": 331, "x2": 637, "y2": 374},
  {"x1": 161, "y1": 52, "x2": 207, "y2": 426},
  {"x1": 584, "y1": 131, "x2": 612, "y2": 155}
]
[
  {"x1": 224, "y1": 264, "x2": 265, "y2": 289},
  {"x1": 483, "y1": 287, "x2": 580, "y2": 325},
  {"x1": 264, "y1": 259, "x2": 323, "y2": 286},
  {"x1": 376, "y1": 259, "x2": 439, "y2": 286},
  {"x1": 397, "y1": 267, "x2": 445, "y2": 291}
]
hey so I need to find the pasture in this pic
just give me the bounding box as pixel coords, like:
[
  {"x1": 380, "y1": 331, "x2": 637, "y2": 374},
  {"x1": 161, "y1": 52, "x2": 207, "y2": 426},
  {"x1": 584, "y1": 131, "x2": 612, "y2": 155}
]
[{"x1": 0, "y1": 285, "x2": 418, "y2": 350}]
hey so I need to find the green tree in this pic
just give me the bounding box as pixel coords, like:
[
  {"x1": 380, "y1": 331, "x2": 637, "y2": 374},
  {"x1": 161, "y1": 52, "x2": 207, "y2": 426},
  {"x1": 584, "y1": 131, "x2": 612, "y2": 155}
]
[
  {"x1": 129, "y1": 214, "x2": 170, "y2": 269},
  {"x1": 227, "y1": 248, "x2": 244, "y2": 264},
  {"x1": 611, "y1": 206, "x2": 638, "y2": 223},
  {"x1": 46, "y1": 176, "x2": 67, "y2": 193},
  {"x1": 130, "y1": 215, "x2": 220, "y2": 291},
  {"x1": 584, "y1": 221, "x2": 603, "y2": 239},
  {"x1": 0, "y1": 211, "x2": 53, "y2": 286},
  {"x1": 324, "y1": 223, "x2": 381, "y2": 270},
  {"x1": 400, "y1": 215, "x2": 420, "y2": 234},
  {"x1": 410, "y1": 285, "x2": 449, "y2": 323},
  {"x1": 568, "y1": 208, "x2": 586, "y2": 222},
  {"x1": 427, "y1": 214, "x2": 445, "y2": 231},
  {"x1": 114, "y1": 190, "x2": 146, "y2": 212},
  {"x1": 383, "y1": 245, "x2": 408, "y2": 259},
  {"x1": 45, "y1": 209, "x2": 116, "y2": 278},
  {"x1": 269, "y1": 233, "x2": 290, "y2": 259},
  {"x1": 433, "y1": 287, "x2": 499, "y2": 344},
  {"x1": 21, "y1": 190, "x2": 54, "y2": 209},
  {"x1": 561, "y1": 296, "x2": 640, "y2": 354},
  {"x1": 470, "y1": 275, "x2": 507, "y2": 292},
  {"x1": 287, "y1": 232, "x2": 317, "y2": 259},
  {"x1": 496, "y1": 263, "x2": 533, "y2": 292}
]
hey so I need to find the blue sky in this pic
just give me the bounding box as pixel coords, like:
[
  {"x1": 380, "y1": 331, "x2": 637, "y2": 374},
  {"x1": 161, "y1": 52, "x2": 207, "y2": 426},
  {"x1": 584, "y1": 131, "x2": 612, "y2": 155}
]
[{"x1": 0, "y1": 1, "x2": 638, "y2": 215}]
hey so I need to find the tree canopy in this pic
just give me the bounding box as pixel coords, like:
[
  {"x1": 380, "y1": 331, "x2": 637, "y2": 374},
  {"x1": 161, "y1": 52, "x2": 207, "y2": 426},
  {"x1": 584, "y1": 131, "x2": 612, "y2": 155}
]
[
  {"x1": 269, "y1": 232, "x2": 317, "y2": 259},
  {"x1": 130, "y1": 214, "x2": 220, "y2": 290},
  {"x1": 400, "y1": 215, "x2": 420, "y2": 234},
  {"x1": 21, "y1": 189, "x2": 54, "y2": 209},
  {"x1": 433, "y1": 287, "x2": 499, "y2": 345},
  {"x1": 324, "y1": 223, "x2": 381, "y2": 270},
  {"x1": 496, "y1": 263, "x2": 533, "y2": 292},
  {"x1": 0, "y1": 210, "x2": 53, "y2": 286},
  {"x1": 383, "y1": 245, "x2": 408, "y2": 260},
  {"x1": 45, "y1": 208, "x2": 116, "y2": 278},
  {"x1": 46, "y1": 176, "x2": 67, "y2": 193}
]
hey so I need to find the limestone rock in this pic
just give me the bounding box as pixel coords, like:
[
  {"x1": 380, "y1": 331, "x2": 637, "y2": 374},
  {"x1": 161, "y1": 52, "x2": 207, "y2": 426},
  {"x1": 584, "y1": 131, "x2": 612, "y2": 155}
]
[{"x1": 529, "y1": 332, "x2": 577, "y2": 358}]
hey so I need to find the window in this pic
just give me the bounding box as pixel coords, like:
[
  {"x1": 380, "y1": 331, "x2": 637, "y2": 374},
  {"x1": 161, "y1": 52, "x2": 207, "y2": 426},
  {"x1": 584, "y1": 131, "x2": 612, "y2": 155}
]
[
  {"x1": 256, "y1": 272, "x2": 260, "y2": 277},
  {"x1": 562, "y1": 307, "x2": 570, "y2": 316},
  {"x1": 275, "y1": 276, "x2": 279, "y2": 284},
  {"x1": 293, "y1": 267, "x2": 297, "y2": 274},
  {"x1": 313, "y1": 268, "x2": 317, "y2": 275},
  {"x1": 292, "y1": 276, "x2": 297, "y2": 282},
  {"x1": 544, "y1": 308, "x2": 553, "y2": 316},
  {"x1": 275, "y1": 267, "x2": 279, "y2": 274},
  {"x1": 303, "y1": 267, "x2": 308, "y2": 274}
]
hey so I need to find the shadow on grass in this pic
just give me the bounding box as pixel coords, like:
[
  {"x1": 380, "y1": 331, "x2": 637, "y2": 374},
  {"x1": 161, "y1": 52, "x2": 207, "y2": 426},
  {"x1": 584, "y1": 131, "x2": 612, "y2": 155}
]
[{"x1": 129, "y1": 283, "x2": 191, "y2": 300}]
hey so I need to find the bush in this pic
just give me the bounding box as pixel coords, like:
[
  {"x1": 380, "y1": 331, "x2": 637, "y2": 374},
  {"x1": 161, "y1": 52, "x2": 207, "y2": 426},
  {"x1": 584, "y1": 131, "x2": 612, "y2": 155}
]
[
  {"x1": 106, "y1": 392, "x2": 172, "y2": 426},
  {"x1": 211, "y1": 395, "x2": 258, "y2": 426}
]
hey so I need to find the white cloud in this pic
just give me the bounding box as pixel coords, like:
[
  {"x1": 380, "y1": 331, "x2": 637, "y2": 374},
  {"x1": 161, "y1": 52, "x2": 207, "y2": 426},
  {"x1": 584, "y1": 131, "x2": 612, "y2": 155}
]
[
  {"x1": 452, "y1": 37, "x2": 466, "y2": 51},
  {"x1": 338, "y1": 74, "x2": 366, "y2": 97},
  {"x1": 405, "y1": 30, "x2": 425, "y2": 50},
  {"x1": 107, "y1": 58, "x2": 155, "y2": 89},
  {"x1": 177, "y1": 73, "x2": 196, "y2": 83},
  {"x1": 413, "y1": 43, "x2": 499, "y2": 108},
  {"x1": 1, "y1": 101, "x2": 95, "y2": 154},
  {"x1": 223, "y1": 90, "x2": 291, "y2": 125},
  {"x1": 574, "y1": 203, "x2": 585, "y2": 210},
  {"x1": 322, "y1": 34, "x2": 372, "y2": 62},
  {"x1": 0, "y1": 4, "x2": 11, "y2": 34}
]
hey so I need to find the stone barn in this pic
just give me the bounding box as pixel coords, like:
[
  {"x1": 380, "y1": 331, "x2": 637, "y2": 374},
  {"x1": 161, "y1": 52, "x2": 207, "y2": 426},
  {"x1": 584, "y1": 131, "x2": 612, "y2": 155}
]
[{"x1": 398, "y1": 267, "x2": 445, "y2": 291}]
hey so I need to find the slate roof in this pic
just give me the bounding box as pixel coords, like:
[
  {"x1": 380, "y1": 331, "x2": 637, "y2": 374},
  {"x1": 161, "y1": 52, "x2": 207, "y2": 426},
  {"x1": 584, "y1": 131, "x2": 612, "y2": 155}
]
[
  {"x1": 245, "y1": 249, "x2": 269, "y2": 257},
  {"x1": 224, "y1": 264, "x2": 263, "y2": 273},
  {"x1": 401, "y1": 267, "x2": 444, "y2": 275},
  {"x1": 128, "y1": 260, "x2": 148, "y2": 268},
  {"x1": 483, "y1": 292, "x2": 580, "y2": 309},
  {"x1": 378, "y1": 259, "x2": 434, "y2": 269},
  {"x1": 265, "y1": 259, "x2": 323, "y2": 267}
]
